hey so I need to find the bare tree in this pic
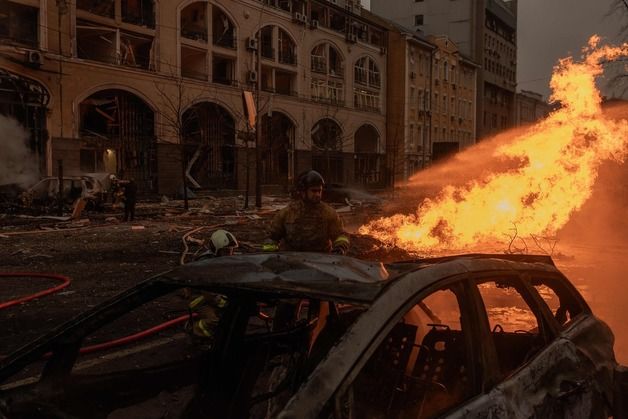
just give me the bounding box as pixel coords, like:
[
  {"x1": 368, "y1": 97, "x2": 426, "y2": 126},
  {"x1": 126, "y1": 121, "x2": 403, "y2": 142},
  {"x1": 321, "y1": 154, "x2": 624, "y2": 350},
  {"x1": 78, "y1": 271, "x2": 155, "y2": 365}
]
[{"x1": 154, "y1": 68, "x2": 208, "y2": 210}]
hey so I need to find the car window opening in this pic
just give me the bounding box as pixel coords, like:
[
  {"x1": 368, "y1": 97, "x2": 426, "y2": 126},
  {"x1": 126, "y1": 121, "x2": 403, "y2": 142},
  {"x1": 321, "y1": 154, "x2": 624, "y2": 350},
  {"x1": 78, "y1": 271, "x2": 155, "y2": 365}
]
[
  {"x1": 340, "y1": 286, "x2": 477, "y2": 419},
  {"x1": 528, "y1": 276, "x2": 586, "y2": 329},
  {"x1": 476, "y1": 278, "x2": 547, "y2": 380}
]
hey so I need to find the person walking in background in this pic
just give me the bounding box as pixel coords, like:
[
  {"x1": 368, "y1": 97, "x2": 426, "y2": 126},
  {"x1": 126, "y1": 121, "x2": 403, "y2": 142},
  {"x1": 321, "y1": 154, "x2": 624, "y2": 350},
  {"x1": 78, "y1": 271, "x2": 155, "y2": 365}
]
[{"x1": 122, "y1": 178, "x2": 137, "y2": 222}]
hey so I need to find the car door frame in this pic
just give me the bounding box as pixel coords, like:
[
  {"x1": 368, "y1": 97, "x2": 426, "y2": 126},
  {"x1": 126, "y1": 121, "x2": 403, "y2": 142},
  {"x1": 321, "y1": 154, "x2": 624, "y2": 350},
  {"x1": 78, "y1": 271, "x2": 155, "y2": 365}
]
[
  {"x1": 278, "y1": 269, "x2": 486, "y2": 419},
  {"x1": 454, "y1": 267, "x2": 612, "y2": 418}
]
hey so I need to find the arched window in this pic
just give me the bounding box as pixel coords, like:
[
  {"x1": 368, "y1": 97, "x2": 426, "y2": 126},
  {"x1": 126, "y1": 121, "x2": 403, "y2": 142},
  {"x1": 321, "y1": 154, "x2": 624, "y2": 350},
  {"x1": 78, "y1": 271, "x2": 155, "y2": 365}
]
[
  {"x1": 79, "y1": 89, "x2": 157, "y2": 191},
  {"x1": 252, "y1": 26, "x2": 297, "y2": 96},
  {"x1": 180, "y1": 2, "x2": 236, "y2": 83},
  {"x1": 261, "y1": 112, "x2": 295, "y2": 185},
  {"x1": 312, "y1": 118, "x2": 342, "y2": 151},
  {"x1": 311, "y1": 118, "x2": 344, "y2": 183},
  {"x1": 310, "y1": 43, "x2": 344, "y2": 105},
  {"x1": 182, "y1": 102, "x2": 236, "y2": 188},
  {"x1": 353, "y1": 56, "x2": 380, "y2": 112},
  {"x1": 354, "y1": 124, "x2": 382, "y2": 185},
  {"x1": 354, "y1": 56, "x2": 380, "y2": 88}
]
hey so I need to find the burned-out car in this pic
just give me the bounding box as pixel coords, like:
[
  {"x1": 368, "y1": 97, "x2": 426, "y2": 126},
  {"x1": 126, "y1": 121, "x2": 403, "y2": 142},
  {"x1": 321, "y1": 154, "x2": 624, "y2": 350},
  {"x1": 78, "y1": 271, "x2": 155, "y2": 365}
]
[
  {"x1": 0, "y1": 253, "x2": 626, "y2": 418},
  {"x1": 19, "y1": 176, "x2": 106, "y2": 210}
]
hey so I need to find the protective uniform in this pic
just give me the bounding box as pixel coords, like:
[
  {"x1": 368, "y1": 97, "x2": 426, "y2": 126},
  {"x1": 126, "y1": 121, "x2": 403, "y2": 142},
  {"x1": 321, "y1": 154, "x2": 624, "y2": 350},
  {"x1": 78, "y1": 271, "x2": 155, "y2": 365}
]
[
  {"x1": 188, "y1": 230, "x2": 237, "y2": 338},
  {"x1": 267, "y1": 170, "x2": 350, "y2": 254}
]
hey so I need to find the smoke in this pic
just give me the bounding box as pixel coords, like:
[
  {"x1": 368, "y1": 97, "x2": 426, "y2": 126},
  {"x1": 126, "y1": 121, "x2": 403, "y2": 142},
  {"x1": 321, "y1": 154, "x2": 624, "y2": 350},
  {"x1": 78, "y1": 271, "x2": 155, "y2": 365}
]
[{"x1": 0, "y1": 115, "x2": 40, "y2": 187}]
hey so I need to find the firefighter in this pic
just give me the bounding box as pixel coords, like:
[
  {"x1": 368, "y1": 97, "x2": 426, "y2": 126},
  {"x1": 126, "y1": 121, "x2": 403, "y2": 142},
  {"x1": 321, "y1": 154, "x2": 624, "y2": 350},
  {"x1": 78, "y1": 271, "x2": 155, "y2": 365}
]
[
  {"x1": 188, "y1": 229, "x2": 238, "y2": 339},
  {"x1": 264, "y1": 170, "x2": 350, "y2": 255}
]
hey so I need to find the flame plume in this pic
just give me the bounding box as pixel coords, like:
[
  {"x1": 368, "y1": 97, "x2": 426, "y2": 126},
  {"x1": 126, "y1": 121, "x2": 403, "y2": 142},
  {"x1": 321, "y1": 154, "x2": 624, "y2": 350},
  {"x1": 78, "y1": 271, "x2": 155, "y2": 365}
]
[{"x1": 360, "y1": 37, "x2": 628, "y2": 252}]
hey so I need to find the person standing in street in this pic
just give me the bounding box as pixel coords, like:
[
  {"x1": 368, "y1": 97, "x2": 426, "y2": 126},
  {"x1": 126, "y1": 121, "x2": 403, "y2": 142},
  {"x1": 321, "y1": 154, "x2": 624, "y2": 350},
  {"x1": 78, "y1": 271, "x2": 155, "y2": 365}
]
[{"x1": 123, "y1": 178, "x2": 137, "y2": 222}]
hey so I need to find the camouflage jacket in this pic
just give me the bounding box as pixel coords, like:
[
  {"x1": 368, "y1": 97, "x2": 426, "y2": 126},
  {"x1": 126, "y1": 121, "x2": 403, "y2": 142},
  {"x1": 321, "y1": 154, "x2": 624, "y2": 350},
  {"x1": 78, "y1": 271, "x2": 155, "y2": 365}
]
[{"x1": 269, "y1": 199, "x2": 349, "y2": 252}]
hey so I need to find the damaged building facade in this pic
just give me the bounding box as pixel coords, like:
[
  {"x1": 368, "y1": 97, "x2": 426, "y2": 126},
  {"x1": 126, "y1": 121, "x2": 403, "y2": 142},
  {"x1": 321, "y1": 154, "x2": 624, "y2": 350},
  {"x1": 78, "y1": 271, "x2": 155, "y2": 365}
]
[
  {"x1": 0, "y1": 0, "x2": 388, "y2": 194},
  {"x1": 367, "y1": 13, "x2": 478, "y2": 184}
]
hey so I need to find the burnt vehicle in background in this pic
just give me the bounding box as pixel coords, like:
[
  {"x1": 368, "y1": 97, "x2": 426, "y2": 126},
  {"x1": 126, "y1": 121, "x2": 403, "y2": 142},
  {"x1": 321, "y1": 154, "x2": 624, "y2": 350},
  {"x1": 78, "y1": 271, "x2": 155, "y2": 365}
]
[
  {"x1": 0, "y1": 253, "x2": 626, "y2": 418},
  {"x1": 19, "y1": 175, "x2": 107, "y2": 211}
]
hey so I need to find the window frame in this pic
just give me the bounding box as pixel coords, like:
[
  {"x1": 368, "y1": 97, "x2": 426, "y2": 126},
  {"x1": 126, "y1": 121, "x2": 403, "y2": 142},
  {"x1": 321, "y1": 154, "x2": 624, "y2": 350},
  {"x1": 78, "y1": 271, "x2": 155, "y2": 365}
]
[
  {"x1": 467, "y1": 271, "x2": 560, "y2": 385},
  {"x1": 332, "y1": 274, "x2": 485, "y2": 417},
  {"x1": 520, "y1": 271, "x2": 590, "y2": 331}
]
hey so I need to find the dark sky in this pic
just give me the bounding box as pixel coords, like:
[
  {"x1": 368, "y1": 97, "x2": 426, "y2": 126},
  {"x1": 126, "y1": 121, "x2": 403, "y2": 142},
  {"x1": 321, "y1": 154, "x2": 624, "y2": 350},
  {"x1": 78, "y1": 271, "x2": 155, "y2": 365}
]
[{"x1": 517, "y1": 0, "x2": 626, "y2": 100}]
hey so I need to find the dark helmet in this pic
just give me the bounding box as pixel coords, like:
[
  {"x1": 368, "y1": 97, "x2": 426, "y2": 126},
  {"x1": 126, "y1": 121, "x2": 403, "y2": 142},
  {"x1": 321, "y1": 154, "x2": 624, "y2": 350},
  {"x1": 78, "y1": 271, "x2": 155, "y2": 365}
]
[{"x1": 296, "y1": 170, "x2": 325, "y2": 191}]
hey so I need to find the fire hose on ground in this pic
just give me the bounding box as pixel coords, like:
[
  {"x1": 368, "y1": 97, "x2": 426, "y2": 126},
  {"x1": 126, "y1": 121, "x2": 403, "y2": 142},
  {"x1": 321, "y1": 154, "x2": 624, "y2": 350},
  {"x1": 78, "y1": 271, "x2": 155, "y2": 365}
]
[{"x1": 0, "y1": 272, "x2": 194, "y2": 358}]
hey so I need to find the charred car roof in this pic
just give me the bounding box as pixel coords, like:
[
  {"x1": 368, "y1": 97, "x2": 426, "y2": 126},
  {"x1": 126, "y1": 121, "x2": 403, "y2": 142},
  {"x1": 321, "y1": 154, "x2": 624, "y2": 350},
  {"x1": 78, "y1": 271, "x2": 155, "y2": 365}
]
[
  {"x1": 159, "y1": 252, "x2": 558, "y2": 303},
  {"x1": 161, "y1": 252, "x2": 391, "y2": 303}
]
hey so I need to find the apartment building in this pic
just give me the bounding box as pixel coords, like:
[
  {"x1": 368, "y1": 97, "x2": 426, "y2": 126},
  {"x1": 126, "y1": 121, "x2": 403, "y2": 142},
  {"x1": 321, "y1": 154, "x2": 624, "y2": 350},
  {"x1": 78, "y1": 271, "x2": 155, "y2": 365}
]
[
  {"x1": 371, "y1": 0, "x2": 517, "y2": 140},
  {"x1": 379, "y1": 24, "x2": 433, "y2": 182},
  {"x1": 515, "y1": 90, "x2": 552, "y2": 126},
  {"x1": 428, "y1": 35, "x2": 477, "y2": 162},
  {"x1": 363, "y1": 9, "x2": 478, "y2": 184},
  {"x1": 0, "y1": 0, "x2": 388, "y2": 194}
]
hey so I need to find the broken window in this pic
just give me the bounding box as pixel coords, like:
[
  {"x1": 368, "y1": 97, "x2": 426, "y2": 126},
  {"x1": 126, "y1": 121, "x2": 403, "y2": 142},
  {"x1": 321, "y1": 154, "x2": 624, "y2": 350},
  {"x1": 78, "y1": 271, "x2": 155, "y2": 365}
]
[
  {"x1": 274, "y1": 70, "x2": 294, "y2": 95},
  {"x1": 261, "y1": 66, "x2": 273, "y2": 92},
  {"x1": 278, "y1": 29, "x2": 296, "y2": 65},
  {"x1": 310, "y1": 3, "x2": 327, "y2": 27},
  {"x1": 260, "y1": 26, "x2": 274, "y2": 59},
  {"x1": 311, "y1": 44, "x2": 327, "y2": 74},
  {"x1": 181, "y1": 2, "x2": 208, "y2": 42},
  {"x1": 260, "y1": 112, "x2": 295, "y2": 185},
  {"x1": 329, "y1": 10, "x2": 346, "y2": 33},
  {"x1": 212, "y1": 55, "x2": 234, "y2": 85},
  {"x1": 475, "y1": 277, "x2": 548, "y2": 379},
  {"x1": 328, "y1": 46, "x2": 343, "y2": 76},
  {"x1": 212, "y1": 6, "x2": 235, "y2": 48},
  {"x1": 0, "y1": 1, "x2": 39, "y2": 48},
  {"x1": 353, "y1": 88, "x2": 379, "y2": 112},
  {"x1": 527, "y1": 275, "x2": 586, "y2": 329},
  {"x1": 121, "y1": 0, "x2": 155, "y2": 28},
  {"x1": 76, "y1": 21, "x2": 154, "y2": 70},
  {"x1": 312, "y1": 118, "x2": 342, "y2": 152},
  {"x1": 311, "y1": 79, "x2": 344, "y2": 105},
  {"x1": 120, "y1": 31, "x2": 154, "y2": 69},
  {"x1": 311, "y1": 43, "x2": 344, "y2": 78},
  {"x1": 354, "y1": 57, "x2": 367, "y2": 84},
  {"x1": 354, "y1": 56, "x2": 380, "y2": 88},
  {"x1": 77, "y1": 0, "x2": 115, "y2": 18},
  {"x1": 181, "y1": 46, "x2": 207, "y2": 80},
  {"x1": 79, "y1": 89, "x2": 156, "y2": 191},
  {"x1": 182, "y1": 102, "x2": 236, "y2": 189},
  {"x1": 354, "y1": 124, "x2": 381, "y2": 185},
  {"x1": 335, "y1": 283, "x2": 479, "y2": 418},
  {"x1": 76, "y1": 22, "x2": 117, "y2": 64},
  {"x1": 278, "y1": 0, "x2": 291, "y2": 11},
  {"x1": 369, "y1": 28, "x2": 383, "y2": 47}
]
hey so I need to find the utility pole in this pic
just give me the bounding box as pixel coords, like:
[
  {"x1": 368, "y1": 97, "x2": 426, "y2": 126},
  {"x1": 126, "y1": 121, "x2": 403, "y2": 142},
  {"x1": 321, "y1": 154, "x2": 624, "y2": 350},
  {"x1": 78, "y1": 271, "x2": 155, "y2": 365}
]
[{"x1": 255, "y1": 33, "x2": 262, "y2": 208}]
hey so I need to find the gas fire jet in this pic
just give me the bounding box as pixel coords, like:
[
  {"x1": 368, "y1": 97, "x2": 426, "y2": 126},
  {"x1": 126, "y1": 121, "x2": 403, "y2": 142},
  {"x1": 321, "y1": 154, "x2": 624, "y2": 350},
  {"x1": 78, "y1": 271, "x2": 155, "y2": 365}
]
[{"x1": 360, "y1": 36, "x2": 628, "y2": 252}]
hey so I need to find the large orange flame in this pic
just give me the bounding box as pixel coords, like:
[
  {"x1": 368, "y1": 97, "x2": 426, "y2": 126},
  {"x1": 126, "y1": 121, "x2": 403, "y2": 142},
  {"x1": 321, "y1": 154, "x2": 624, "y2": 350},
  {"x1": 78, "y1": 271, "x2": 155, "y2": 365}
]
[{"x1": 360, "y1": 36, "x2": 628, "y2": 252}]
